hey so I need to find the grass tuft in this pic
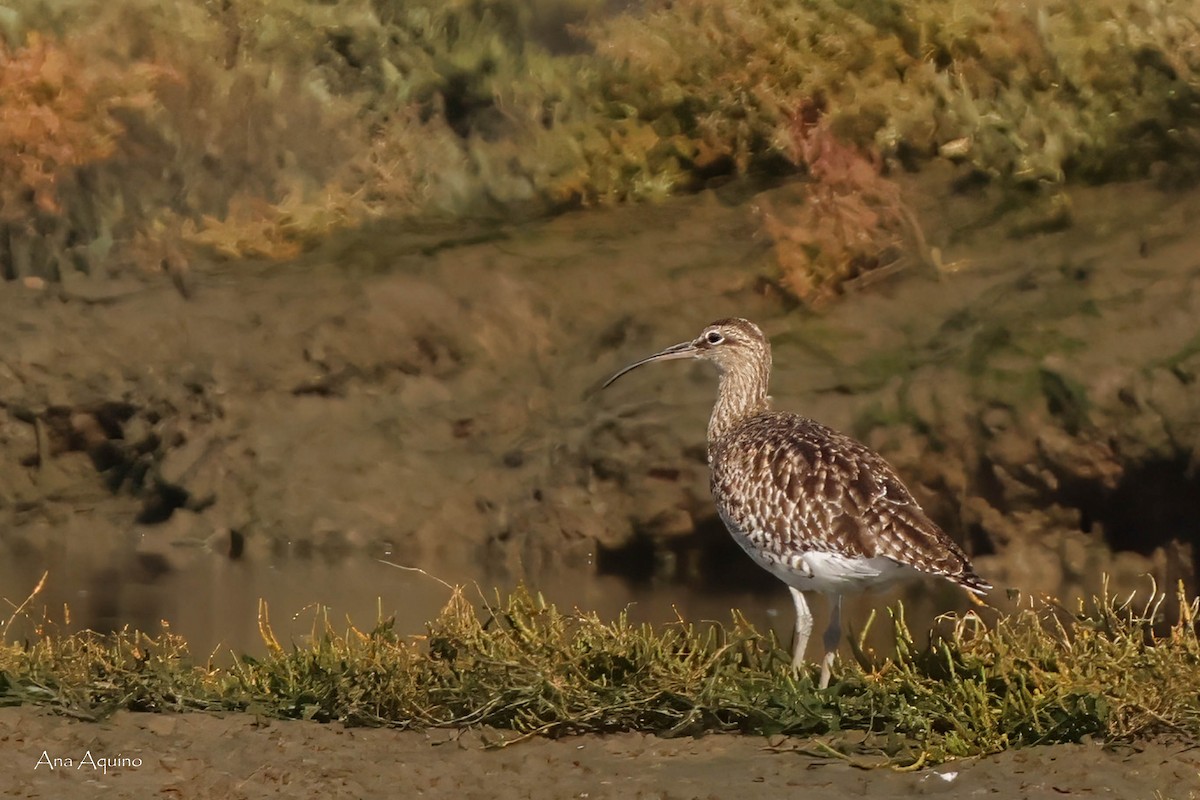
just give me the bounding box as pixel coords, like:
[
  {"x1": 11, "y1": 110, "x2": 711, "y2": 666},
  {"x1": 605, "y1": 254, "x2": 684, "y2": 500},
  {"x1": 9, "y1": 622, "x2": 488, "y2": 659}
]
[{"x1": 2, "y1": 580, "x2": 1198, "y2": 766}]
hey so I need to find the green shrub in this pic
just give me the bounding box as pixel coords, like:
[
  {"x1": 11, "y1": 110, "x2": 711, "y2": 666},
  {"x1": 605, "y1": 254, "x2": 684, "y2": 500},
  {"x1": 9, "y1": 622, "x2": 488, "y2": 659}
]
[
  {"x1": 590, "y1": 0, "x2": 1200, "y2": 185},
  {"x1": 2, "y1": 0, "x2": 1197, "y2": 282}
]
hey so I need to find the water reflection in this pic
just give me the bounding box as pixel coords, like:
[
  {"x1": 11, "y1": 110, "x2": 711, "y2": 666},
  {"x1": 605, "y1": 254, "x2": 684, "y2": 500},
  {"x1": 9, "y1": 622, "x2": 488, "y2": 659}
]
[
  {"x1": 1, "y1": 554, "x2": 447, "y2": 658},
  {"x1": 0, "y1": 544, "x2": 987, "y2": 662}
]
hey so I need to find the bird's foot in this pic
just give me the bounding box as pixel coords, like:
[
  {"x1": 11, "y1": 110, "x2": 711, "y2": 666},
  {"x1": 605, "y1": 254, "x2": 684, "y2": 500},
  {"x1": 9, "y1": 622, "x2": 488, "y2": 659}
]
[{"x1": 818, "y1": 651, "x2": 836, "y2": 689}]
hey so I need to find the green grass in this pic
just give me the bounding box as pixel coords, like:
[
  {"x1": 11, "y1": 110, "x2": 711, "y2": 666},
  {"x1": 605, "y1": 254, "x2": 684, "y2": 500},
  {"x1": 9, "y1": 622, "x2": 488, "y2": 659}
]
[{"x1": 2, "y1": 579, "x2": 1199, "y2": 767}]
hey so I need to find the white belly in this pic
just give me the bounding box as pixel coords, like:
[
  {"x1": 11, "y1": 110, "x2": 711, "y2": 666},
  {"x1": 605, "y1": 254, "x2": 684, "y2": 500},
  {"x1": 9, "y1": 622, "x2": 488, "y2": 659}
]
[{"x1": 723, "y1": 517, "x2": 921, "y2": 594}]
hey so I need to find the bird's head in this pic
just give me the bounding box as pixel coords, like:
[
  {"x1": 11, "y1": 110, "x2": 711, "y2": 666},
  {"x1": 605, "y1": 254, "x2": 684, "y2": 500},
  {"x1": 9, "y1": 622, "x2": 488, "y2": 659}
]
[{"x1": 603, "y1": 318, "x2": 770, "y2": 388}]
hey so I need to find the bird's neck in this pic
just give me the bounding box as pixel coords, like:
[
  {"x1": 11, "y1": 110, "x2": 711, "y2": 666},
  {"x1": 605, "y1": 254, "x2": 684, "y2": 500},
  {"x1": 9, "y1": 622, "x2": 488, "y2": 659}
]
[{"x1": 707, "y1": 360, "x2": 771, "y2": 450}]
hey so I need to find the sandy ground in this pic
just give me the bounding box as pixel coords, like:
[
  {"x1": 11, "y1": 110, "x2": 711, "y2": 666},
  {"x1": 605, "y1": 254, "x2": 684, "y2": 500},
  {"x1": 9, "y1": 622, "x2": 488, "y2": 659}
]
[{"x1": 2, "y1": 707, "x2": 1197, "y2": 800}]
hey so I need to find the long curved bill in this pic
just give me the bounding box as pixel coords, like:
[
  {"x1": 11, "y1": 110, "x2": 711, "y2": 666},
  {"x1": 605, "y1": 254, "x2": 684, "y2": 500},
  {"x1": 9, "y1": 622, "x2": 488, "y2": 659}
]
[{"x1": 602, "y1": 340, "x2": 699, "y2": 389}]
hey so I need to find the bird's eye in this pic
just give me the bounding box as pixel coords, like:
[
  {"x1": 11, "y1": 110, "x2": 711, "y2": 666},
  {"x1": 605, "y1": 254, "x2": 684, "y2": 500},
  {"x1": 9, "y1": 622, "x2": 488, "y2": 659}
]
[{"x1": 705, "y1": 331, "x2": 724, "y2": 345}]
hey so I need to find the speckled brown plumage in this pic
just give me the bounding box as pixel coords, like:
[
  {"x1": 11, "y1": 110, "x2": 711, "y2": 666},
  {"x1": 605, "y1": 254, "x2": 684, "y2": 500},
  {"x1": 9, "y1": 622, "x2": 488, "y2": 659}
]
[
  {"x1": 604, "y1": 317, "x2": 991, "y2": 688},
  {"x1": 710, "y1": 411, "x2": 989, "y2": 594}
]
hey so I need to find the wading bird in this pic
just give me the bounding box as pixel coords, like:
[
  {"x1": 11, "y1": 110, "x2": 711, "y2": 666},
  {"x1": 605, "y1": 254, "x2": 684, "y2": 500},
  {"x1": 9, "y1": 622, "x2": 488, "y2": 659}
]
[{"x1": 604, "y1": 318, "x2": 990, "y2": 688}]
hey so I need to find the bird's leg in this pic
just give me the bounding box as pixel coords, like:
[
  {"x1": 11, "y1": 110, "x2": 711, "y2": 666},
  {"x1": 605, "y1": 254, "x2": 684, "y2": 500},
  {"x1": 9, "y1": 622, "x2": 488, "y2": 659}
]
[
  {"x1": 818, "y1": 594, "x2": 843, "y2": 690},
  {"x1": 788, "y1": 587, "x2": 814, "y2": 674}
]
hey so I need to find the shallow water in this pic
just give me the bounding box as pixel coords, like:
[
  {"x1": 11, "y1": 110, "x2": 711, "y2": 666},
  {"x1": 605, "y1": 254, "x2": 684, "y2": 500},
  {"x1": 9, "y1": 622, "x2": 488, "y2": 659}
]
[{"x1": 0, "y1": 537, "x2": 999, "y2": 664}]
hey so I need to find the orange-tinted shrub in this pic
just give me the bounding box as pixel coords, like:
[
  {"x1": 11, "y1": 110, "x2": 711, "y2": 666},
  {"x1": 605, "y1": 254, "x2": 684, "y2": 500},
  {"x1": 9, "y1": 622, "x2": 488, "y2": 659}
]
[
  {"x1": 761, "y1": 103, "x2": 914, "y2": 306},
  {"x1": 0, "y1": 33, "x2": 160, "y2": 278}
]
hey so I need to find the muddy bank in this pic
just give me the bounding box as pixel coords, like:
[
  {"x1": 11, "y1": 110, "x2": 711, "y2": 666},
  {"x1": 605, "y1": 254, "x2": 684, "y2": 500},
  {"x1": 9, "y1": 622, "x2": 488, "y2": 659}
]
[
  {"x1": 2, "y1": 708, "x2": 1196, "y2": 799},
  {"x1": 1, "y1": 171, "x2": 1199, "y2": 645}
]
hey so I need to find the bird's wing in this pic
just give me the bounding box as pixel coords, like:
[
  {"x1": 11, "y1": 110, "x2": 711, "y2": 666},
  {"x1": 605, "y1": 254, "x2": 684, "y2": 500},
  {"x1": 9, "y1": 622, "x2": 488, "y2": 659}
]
[{"x1": 711, "y1": 413, "x2": 988, "y2": 590}]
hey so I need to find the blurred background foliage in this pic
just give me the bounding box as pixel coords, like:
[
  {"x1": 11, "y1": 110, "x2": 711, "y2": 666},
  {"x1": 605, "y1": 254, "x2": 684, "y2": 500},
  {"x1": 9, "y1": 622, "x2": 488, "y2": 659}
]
[{"x1": 1, "y1": 0, "x2": 1198, "y2": 296}]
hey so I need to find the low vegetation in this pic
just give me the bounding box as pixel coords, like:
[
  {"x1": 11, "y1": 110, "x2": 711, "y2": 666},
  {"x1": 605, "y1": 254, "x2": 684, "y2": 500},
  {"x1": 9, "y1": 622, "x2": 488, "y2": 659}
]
[
  {"x1": 2, "y1": 580, "x2": 1198, "y2": 767},
  {"x1": 2, "y1": 0, "x2": 1199, "y2": 298}
]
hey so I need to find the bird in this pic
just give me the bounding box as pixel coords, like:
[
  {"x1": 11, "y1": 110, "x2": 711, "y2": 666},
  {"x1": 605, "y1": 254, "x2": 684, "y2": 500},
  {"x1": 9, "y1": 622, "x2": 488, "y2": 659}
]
[{"x1": 603, "y1": 317, "x2": 990, "y2": 689}]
